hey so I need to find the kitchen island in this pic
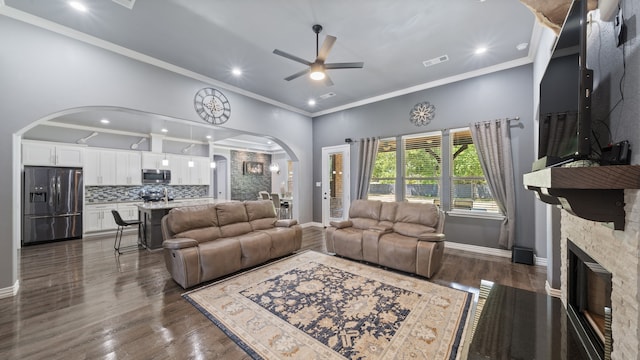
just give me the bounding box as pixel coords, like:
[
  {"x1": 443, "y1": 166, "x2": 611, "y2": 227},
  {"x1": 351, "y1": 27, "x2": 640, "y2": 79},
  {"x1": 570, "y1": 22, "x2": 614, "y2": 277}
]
[{"x1": 137, "y1": 198, "x2": 227, "y2": 250}]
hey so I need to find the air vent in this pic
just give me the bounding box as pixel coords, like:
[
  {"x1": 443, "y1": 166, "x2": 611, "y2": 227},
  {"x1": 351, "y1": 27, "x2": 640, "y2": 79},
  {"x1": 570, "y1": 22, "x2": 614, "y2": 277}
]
[
  {"x1": 422, "y1": 55, "x2": 449, "y2": 68},
  {"x1": 112, "y1": 0, "x2": 136, "y2": 9},
  {"x1": 319, "y1": 92, "x2": 336, "y2": 100}
]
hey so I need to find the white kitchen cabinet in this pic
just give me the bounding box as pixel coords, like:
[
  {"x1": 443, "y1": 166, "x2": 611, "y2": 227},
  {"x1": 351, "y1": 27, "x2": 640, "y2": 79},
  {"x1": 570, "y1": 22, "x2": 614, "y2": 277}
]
[
  {"x1": 22, "y1": 141, "x2": 84, "y2": 167},
  {"x1": 169, "y1": 154, "x2": 190, "y2": 185},
  {"x1": 169, "y1": 154, "x2": 210, "y2": 185},
  {"x1": 118, "y1": 203, "x2": 140, "y2": 221},
  {"x1": 84, "y1": 204, "x2": 118, "y2": 233},
  {"x1": 194, "y1": 157, "x2": 211, "y2": 185},
  {"x1": 141, "y1": 152, "x2": 171, "y2": 170},
  {"x1": 84, "y1": 149, "x2": 117, "y2": 185},
  {"x1": 116, "y1": 151, "x2": 141, "y2": 185}
]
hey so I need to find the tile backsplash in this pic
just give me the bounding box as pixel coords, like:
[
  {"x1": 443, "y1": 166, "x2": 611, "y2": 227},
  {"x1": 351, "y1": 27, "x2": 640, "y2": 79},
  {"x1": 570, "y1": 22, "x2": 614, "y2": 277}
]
[{"x1": 86, "y1": 185, "x2": 209, "y2": 203}]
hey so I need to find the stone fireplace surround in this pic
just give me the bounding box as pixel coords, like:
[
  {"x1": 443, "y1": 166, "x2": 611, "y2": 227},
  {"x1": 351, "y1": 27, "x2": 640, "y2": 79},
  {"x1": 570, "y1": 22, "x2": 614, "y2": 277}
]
[{"x1": 560, "y1": 190, "x2": 640, "y2": 359}]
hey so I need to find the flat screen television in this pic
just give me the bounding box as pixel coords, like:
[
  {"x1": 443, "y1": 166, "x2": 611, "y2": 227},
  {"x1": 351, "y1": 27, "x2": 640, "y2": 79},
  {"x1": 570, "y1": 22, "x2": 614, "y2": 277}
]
[{"x1": 537, "y1": 0, "x2": 593, "y2": 168}]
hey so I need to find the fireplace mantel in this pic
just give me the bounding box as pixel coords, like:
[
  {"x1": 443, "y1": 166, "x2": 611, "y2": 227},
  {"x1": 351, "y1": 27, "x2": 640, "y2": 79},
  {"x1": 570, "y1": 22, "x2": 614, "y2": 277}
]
[{"x1": 523, "y1": 165, "x2": 640, "y2": 230}]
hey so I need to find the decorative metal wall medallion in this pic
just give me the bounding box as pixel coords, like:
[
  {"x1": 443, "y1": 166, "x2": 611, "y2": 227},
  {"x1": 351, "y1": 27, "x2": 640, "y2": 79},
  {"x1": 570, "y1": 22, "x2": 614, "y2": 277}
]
[
  {"x1": 194, "y1": 87, "x2": 231, "y2": 125},
  {"x1": 410, "y1": 101, "x2": 435, "y2": 126}
]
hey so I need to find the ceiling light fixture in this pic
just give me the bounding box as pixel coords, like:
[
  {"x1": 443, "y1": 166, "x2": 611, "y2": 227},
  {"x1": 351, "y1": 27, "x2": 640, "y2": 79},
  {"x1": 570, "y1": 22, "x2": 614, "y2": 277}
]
[
  {"x1": 516, "y1": 42, "x2": 529, "y2": 51},
  {"x1": 309, "y1": 63, "x2": 325, "y2": 81},
  {"x1": 206, "y1": 135, "x2": 212, "y2": 139},
  {"x1": 269, "y1": 162, "x2": 280, "y2": 174},
  {"x1": 182, "y1": 143, "x2": 195, "y2": 153},
  {"x1": 69, "y1": 1, "x2": 88, "y2": 12},
  {"x1": 161, "y1": 128, "x2": 168, "y2": 133},
  {"x1": 232, "y1": 67, "x2": 242, "y2": 76},
  {"x1": 100, "y1": 118, "x2": 110, "y2": 124},
  {"x1": 474, "y1": 47, "x2": 488, "y2": 55},
  {"x1": 308, "y1": 99, "x2": 316, "y2": 106},
  {"x1": 76, "y1": 131, "x2": 98, "y2": 144},
  {"x1": 130, "y1": 137, "x2": 147, "y2": 149}
]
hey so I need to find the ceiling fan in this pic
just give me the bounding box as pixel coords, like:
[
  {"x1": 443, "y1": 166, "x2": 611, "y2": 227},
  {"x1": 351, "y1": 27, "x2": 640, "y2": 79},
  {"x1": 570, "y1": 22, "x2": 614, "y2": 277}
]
[{"x1": 273, "y1": 24, "x2": 364, "y2": 86}]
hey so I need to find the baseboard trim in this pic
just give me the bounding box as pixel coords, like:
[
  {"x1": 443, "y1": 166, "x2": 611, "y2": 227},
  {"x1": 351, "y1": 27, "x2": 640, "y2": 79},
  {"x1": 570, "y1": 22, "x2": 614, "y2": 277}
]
[
  {"x1": 545, "y1": 280, "x2": 562, "y2": 298},
  {"x1": 445, "y1": 242, "x2": 512, "y2": 259},
  {"x1": 0, "y1": 280, "x2": 19, "y2": 299},
  {"x1": 534, "y1": 255, "x2": 548, "y2": 267},
  {"x1": 445, "y1": 242, "x2": 547, "y2": 267},
  {"x1": 301, "y1": 222, "x2": 324, "y2": 228}
]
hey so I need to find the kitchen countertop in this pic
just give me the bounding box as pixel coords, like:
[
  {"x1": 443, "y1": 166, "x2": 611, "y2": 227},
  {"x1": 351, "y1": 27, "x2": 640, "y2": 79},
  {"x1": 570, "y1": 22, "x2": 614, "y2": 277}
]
[
  {"x1": 86, "y1": 197, "x2": 211, "y2": 206},
  {"x1": 136, "y1": 198, "x2": 229, "y2": 210}
]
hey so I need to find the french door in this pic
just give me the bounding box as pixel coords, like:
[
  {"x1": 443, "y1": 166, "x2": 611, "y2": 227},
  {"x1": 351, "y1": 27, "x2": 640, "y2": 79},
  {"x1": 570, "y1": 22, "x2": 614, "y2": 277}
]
[{"x1": 321, "y1": 145, "x2": 350, "y2": 226}]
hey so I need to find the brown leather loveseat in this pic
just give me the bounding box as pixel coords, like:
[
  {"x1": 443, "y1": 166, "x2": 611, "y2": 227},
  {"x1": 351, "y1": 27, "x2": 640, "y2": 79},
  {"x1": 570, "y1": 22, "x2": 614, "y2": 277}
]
[
  {"x1": 161, "y1": 200, "x2": 302, "y2": 288},
  {"x1": 326, "y1": 199, "x2": 445, "y2": 278}
]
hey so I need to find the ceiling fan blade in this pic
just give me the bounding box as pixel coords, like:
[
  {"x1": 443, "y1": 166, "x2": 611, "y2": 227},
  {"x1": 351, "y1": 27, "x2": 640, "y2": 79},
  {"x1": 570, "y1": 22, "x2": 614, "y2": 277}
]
[
  {"x1": 316, "y1": 35, "x2": 336, "y2": 62},
  {"x1": 284, "y1": 68, "x2": 310, "y2": 81},
  {"x1": 273, "y1": 49, "x2": 312, "y2": 66},
  {"x1": 325, "y1": 62, "x2": 364, "y2": 69},
  {"x1": 323, "y1": 74, "x2": 334, "y2": 87}
]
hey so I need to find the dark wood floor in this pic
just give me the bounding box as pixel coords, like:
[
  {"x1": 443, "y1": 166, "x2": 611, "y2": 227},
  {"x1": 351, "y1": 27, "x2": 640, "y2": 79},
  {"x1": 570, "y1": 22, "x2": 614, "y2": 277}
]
[{"x1": 0, "y1": 227, "x2": 546, "y2": 359}]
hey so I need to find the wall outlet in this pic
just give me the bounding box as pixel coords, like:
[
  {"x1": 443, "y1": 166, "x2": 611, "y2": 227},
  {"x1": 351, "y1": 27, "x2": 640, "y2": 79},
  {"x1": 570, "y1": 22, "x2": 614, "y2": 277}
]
[{"x1": 615, "y1": 7, "x2": 626, "y2": 47}]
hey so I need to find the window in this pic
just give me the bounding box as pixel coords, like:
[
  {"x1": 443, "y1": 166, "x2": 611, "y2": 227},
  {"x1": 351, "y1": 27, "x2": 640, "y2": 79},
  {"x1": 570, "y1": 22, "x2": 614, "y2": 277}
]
[
  {"x1": 368, "y1": 138, "x2": 396, "y2": 201},
  {"x1": 450, "y1": 128, "x2": 499, "y2": 213},
  {"x1": 404, "y1": 132, "x2": 442, "y2": 204}
]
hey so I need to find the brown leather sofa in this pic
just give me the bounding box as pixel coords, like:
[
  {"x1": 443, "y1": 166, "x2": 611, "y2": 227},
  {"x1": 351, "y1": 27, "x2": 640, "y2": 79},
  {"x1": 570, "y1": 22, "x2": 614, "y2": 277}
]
[
  {"x1": 326, "y1": 199, "x2": 445, "y2": 278},
  {"x1": 161, "y1": 200, "x2": 302, "y2": 288}
]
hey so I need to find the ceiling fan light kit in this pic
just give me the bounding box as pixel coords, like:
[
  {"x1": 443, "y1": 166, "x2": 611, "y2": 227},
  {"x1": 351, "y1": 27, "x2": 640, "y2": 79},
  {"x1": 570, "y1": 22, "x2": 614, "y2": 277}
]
[{"x1": 273, "y1": 24, "x2": 363, "y2": 86}]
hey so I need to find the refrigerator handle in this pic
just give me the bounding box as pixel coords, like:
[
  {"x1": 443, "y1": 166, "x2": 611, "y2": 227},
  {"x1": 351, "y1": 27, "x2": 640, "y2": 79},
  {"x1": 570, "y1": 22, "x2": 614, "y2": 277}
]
[
  {"x1": 56, "y1": 175, "x2": 61, "y2": 208},
  {"x1": 49, "y1": 175, "x2": 56, "y2": 209}
]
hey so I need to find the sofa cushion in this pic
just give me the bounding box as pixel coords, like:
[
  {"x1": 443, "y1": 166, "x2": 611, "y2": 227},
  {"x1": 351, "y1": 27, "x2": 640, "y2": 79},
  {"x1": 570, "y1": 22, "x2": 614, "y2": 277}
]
[
  {"x1": 395, "y1": 202, "x2": 439, "y2": 228},
  {"x1": 216, "y1": 202, "x2": 249, "y2": 226},
  {"x1": 245, "y1": 200, "x2": 278, "y2": 230},
  {"x1": 166, "y1": 204, "x2": 218, "y2": 235},
  {"x1": 245, "y1": 200, "x2": 277, "y2": 220},
  {"x1": 174, "y1": 227, "x2": 222, "y2": 244},
  {"x1": 393, "y1": 222, "x2": 436, "y2": 238},
  {"x1": 349, "y1": 199, "x2": 382, "y2": 219}
]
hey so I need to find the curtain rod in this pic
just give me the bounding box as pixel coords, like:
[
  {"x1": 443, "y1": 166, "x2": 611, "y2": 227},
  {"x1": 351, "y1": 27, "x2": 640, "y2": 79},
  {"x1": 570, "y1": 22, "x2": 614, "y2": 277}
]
[{"x1": 347, "y1": 116, "x2": 521, "y2": 143}]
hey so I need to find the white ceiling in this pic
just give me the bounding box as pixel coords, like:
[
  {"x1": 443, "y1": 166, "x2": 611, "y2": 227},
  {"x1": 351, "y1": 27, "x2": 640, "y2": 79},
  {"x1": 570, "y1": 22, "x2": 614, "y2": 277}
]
[{"x1": 5, "y1": 0, "x2": 538, "y2": 147}]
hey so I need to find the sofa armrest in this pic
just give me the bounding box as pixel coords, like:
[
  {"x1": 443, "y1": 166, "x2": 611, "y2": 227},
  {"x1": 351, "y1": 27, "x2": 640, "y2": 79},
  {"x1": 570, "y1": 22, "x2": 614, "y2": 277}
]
[
  {"x1": 276, "y1": 219, "x2": 298, "y2": 227},
  {"x1": 163, "y1": 238, "x2": 199, "y2": 249},
  {"x1": 329, "y1": 220, "x2": 353, "y2": 229},
  {"x1": 370, "y1": 224, "x2": 393, "y2": 233},
  {"x1": 417, "y1": 233, "x2": 446, "y2": 242}
]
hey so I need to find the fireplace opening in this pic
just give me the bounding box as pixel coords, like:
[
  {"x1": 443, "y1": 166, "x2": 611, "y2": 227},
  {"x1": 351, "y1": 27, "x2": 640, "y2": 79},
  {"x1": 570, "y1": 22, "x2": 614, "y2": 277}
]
[{"x1": 567, "y1": 240, "x2": 612, "y2": 360}]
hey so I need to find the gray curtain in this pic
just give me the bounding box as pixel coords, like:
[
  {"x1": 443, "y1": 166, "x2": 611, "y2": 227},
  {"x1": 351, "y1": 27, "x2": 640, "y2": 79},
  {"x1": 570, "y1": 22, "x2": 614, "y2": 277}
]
[
  {"x1": 355, "y1": 137, "x2": 379, "y2": 200},
  {"x1": 470, "y1": 119, "x2": 516, "y2": 249}
]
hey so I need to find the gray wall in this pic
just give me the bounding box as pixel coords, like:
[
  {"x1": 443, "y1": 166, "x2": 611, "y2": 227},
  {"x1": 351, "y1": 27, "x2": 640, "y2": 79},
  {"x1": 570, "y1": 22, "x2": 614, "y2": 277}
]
[
  {"x1": 313, "y1": 65, "x2": 536, "y2": 251},
  {"x1": 0, "y1": 17, "x2": 313, "y2": 290}
]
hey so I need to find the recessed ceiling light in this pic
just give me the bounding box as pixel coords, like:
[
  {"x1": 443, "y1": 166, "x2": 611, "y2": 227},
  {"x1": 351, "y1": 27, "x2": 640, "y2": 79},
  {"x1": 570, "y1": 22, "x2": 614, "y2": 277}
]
[
  {"x1": 516, "y1": 42, "x2": 529, "y2": 51},
  {"x1": 69, "y1": 1, "x2": 88, "y2": 12},
  {"x1": 474, "y1": 47, "x2": 488, "y2": 55},
  {"x1": 232, "y1": 67, "x2": 242, "y2": 76},
  {"x1": 206, "y1": 135, "x2": 212, "y2": 139},
  {"x1": 267, "y1": 141, "x2": 273, "y2": 145},
  {"x1": 308, "y1": 99, "x2": 316, "y2": 106},
  {"x1": 100, "y1": 118, "x2": 110, "y2": 124},
  {"x1": 161, "y1": 128, "x2": 168, "y2": 133}
]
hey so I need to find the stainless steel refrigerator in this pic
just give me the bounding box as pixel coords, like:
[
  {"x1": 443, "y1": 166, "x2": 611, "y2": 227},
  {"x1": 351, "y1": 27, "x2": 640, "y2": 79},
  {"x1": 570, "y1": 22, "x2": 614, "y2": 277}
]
[{"x1": 22, "y1": 166, "x2": 83, "y2": 245}]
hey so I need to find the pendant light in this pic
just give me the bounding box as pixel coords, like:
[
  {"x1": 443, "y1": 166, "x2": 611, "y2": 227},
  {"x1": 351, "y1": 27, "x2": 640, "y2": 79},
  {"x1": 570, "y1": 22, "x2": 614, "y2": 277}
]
[{"x1": 187, "y1": 126, "x2": 194, "y2": 167}]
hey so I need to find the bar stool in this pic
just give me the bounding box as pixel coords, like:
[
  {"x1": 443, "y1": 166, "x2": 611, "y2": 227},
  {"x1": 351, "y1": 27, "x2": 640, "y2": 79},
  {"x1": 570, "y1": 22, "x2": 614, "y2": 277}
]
[{"x1": 111, "y1": 210, "x2": 143, "y2": 254}]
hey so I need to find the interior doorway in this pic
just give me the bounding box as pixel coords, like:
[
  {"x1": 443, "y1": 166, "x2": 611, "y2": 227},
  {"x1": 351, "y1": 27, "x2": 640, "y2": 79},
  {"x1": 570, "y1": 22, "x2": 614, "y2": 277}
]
[
  {"x1": 213, "y1": 155, "x2": 228, "y2": 200},
  {"x1": 321, "y1": 145, "x2": 350, "y2": 226}
]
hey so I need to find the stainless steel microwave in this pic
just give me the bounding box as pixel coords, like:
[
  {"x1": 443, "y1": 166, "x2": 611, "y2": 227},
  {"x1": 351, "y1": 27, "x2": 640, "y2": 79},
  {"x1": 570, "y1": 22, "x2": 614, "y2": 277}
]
[{"x1": 142, "y1": 169, "x2": 171, "y2": 184}]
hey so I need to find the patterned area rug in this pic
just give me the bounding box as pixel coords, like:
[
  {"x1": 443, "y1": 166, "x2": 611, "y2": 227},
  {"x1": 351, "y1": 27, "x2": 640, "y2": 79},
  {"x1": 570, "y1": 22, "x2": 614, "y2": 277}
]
[{"x1": 184, "y1": 251, "x2": 473, "y2": 359}]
